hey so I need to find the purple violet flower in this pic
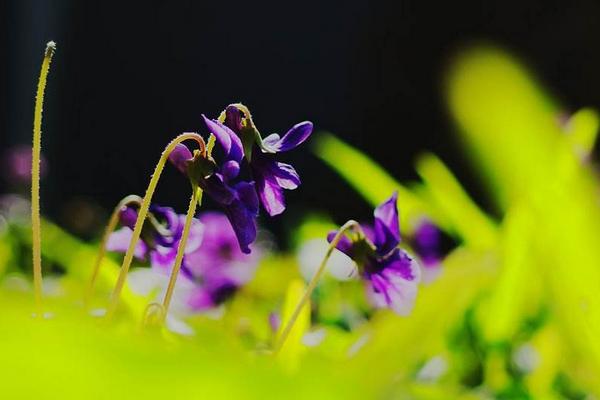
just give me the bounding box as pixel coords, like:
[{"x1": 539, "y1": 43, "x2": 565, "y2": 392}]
[
  {"x1": 412, "y1": 219, "x2": 441, "y2": 268},
  {"x1": 106, "y1": 204, "x2": 203, "y2": 273},
  {"x1": 327, "y1": 192, "x2": 421, "y2": 315},
  {"x1": 169, "y1": 117, "x2": 259, "y2": 254},
  {"x1": 124, "y1": 212, "x2": 260, "y2": 313},
  {"x1": 222, "y1": 105, "x2": 313, "y2": 216},
  {"x1": 183, "y1": 212, "x2": 261, "y2": 310}
]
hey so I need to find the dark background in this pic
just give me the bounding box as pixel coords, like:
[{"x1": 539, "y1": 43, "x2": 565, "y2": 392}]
[{"x1": 2, "y1": 0, "x2": 600, "y2": 245}]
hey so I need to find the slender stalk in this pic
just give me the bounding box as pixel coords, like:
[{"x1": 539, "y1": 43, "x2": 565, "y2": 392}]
[
  {"x1": 161, "y1": 185, "x2": 201, "y2": 315},
  {"x1": 105, "y1": 133, "x2": 206, "y2": 320},
  {"x1": 273, "y1": 220, "x2": 361, "y2": 354},
  {"x1": 83, "y1": 194, "x2": 143, "y2": 308},
  {"x1": 31, "y1": 41, "x2": 56, "y2": 315}
]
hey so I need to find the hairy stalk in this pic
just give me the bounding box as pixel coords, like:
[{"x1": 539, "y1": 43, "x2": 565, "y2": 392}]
[
  {"x1": 105, "y1": 133, "x2": 206, "y2": 320},
  {"x1": 83, "y1": 194, "x2": 143, "y2": 308},
  {"x1": 31, "y1": 41, "x2": 56, "y2": 315},
  {"x1": 161, "y1": 185, "x2": 201, "y2": 316},
  {"x1": 273, "y1": 220, "x2": 361, "y2": 354},
  {"x1": 144, "y1": 136, "x2": 215, "y2": 326}
]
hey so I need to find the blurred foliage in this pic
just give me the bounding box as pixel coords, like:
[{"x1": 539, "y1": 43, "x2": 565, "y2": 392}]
[{"x1": 2, "y1": 44, "x2": 600, "y2": 398}]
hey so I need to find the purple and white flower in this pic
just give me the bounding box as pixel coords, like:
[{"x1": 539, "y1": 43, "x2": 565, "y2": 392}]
[
  {"x1": 107, "y1": 204, "x2": 204, "y2": 271},
  {"x1": 109, "y1": 210, "x2": 260, "y2": 314},
  {"x1": 327, "y1": 192, "x2": 421, "y2": 315},
  {"x1": 184, "y1": 212, "x2": 261, "y2": 310}
]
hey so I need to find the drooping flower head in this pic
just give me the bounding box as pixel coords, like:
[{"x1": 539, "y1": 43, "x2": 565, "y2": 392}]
[
  {"x1": 106, "y1": 204, "x2": 204, "y2": 272},
  {"x1": 221, "y1": 104, "x2": 313, "y2": 216},
  {"x1": 169, "y1": 118, "x2": 259, "y2": 254},
  {"x1": 168, "y1": 104, "x2": 312, "y2": 252},
  {"x1": 327, "y1": 192, "x2": 421, "y2": 315}
]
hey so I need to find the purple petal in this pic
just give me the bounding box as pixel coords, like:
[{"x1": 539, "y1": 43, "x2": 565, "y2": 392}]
[
  {"x1": 119, "y1": 206, "x2": 138, "y2": 230},
  {"x1": 223, "y1": 189, "x2": 258, "y2": 254},
  {"x1": 186, "y1": 286, "x2": 216, "y2": 310},
  {"x1": 250, "y1": 153, "x2": 289, "y2": 216},
  {"x1": 106, "y1": 227, "x2": 147, "y2": 260},
  {"x1": 202, "y1": 115, "x2": 244, "y2": 162},
  {"x1": 273, "y1": 162, "x2": 300, "y2": 189},
  {"x1": 234, "y1": 181, "x2": 259, "y2": 216},
  {"x1": 150, "y1": 246, "x2": 177, "y2": 272},
  {"x1": 202, "y1": 173, "x2": 236, "y2": 205},
  {"x1": 184, "y1": 211, "x2": 260, "y2": 282},
  {"x1": 414, "y1": 220, "x2": 439, "y2": 249},
  {"x1": 224, "y1": 105, "x2": 243, "y2": 132},
  {"x1": 186, "y1": 280, "x2": 239, "y2": 311},
  {"x1": 413, "y1": 219, "x2": 441, "y2": 267},
  {"x1": 383, "y1": 249, "x2": 419, "y2": 281},
  {"x1": 222, "y1": 160, "x2": 240, "y2": 181},
  {"x1": 169, "y1": 144, "x2": 193, "y2": 174},
  {"x1": 150, "y1": 205, "x2": 182, "y2": 246},
  {"x1": 365, "y1": 251, "x2": 420, "y2": 315},
  {"x1": 327, "y1": 230, "x2": 354, "y2": 256},
  {"x1": 207, "y1": 280, "x2": 239, "y2": 304},
  {"x1": 255, "y1": 172, "x2": 286, "y2": 216},
  {"x1": 184, "y1": 218, "x2": 204, "y2": 254},
  {"x1": 250, "y1": 154, "x2": 300, "y2": 204},
  {"x1": 262, "y1": 121, "x2": 313, "y2": 152},
  {"x1": 373, "y1": 192, "x2": 400, "y2": 255}
]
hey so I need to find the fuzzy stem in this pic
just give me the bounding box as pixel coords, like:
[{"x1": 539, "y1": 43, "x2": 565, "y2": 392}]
[
  {"x1": 161, "y1": 185, "x2": 201, "y2": 315},
  {"x1": 83, "y1": 194, "x2": 143, "y2": 309},
  {"x1": 273, "y1": 220, "x2": 361, "y2": 354},
  {"x1": 31, "y1": 41, "x2": 56, "y2": 315},
  {"x1": 105, "y1": 133, "x2": 206, "y2": 320}
]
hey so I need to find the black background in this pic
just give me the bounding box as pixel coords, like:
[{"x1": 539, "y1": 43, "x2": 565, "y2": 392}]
[{"x1": 3, "y1": 0, "x2": 600, "y2": 245}]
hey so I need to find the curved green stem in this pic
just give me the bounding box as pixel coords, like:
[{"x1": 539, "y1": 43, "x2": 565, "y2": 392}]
[
  {"x1": 161, "y1": 185, "x2": 202, "y2": 315},
  {"x1": 273, "y1": 220, "x2": 361, "y2": 354},
  {"x1": 84, "y1": 194, "x2": 143, "y2": 309},
  {"x1": 31, "y1": 41, "x2": 56, "y2": 315},
  {"x1": 105, "y1": 132, "x2": 206, "y2": 320}
]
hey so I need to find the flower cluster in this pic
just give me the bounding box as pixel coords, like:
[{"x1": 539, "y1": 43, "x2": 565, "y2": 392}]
[
  {"x1": 105, "y1": 104, "x2": 312, "y2": 313},
  {"x1": 327, "y1": 192, "x2": 421, "y2": 315},
  {"x1": 169, "y1": 104, "x2": 313, "y2": 254},
  {"x1": 108, "y1": 206, "x2": 260, "y2": 311}
]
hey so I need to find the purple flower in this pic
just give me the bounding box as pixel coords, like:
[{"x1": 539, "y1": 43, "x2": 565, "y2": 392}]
[
  {"x1": 222, "y1": 105, "x2": 313, "y2": 216},
  {"x1": 184, "y1": 212, "x2": 260, "y2": 310},
  {"x1": 110, "y1": 210, "x2": 259, "y2": 313},
  {"x1": 327, "y1": 192, "x2": 420, "y2": 315},
  {"x1": 169, "y1": 117, "x2": 259, "y2": 254},
  {"x1": 3, "y1": 145, "x2": 47, "y2": 185},
  {"x1": 106, "y1": 204, "x2": 203, "y2": 272},
  {"x1": 412, "y1": 219, "x2": 441, "y2": 268},
  {"x1": 181, "y1": 212, "x2": 261, "y2": 311},
  {"x1": 188, "y1": 212, "x2": 260, "y2": 311}
]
